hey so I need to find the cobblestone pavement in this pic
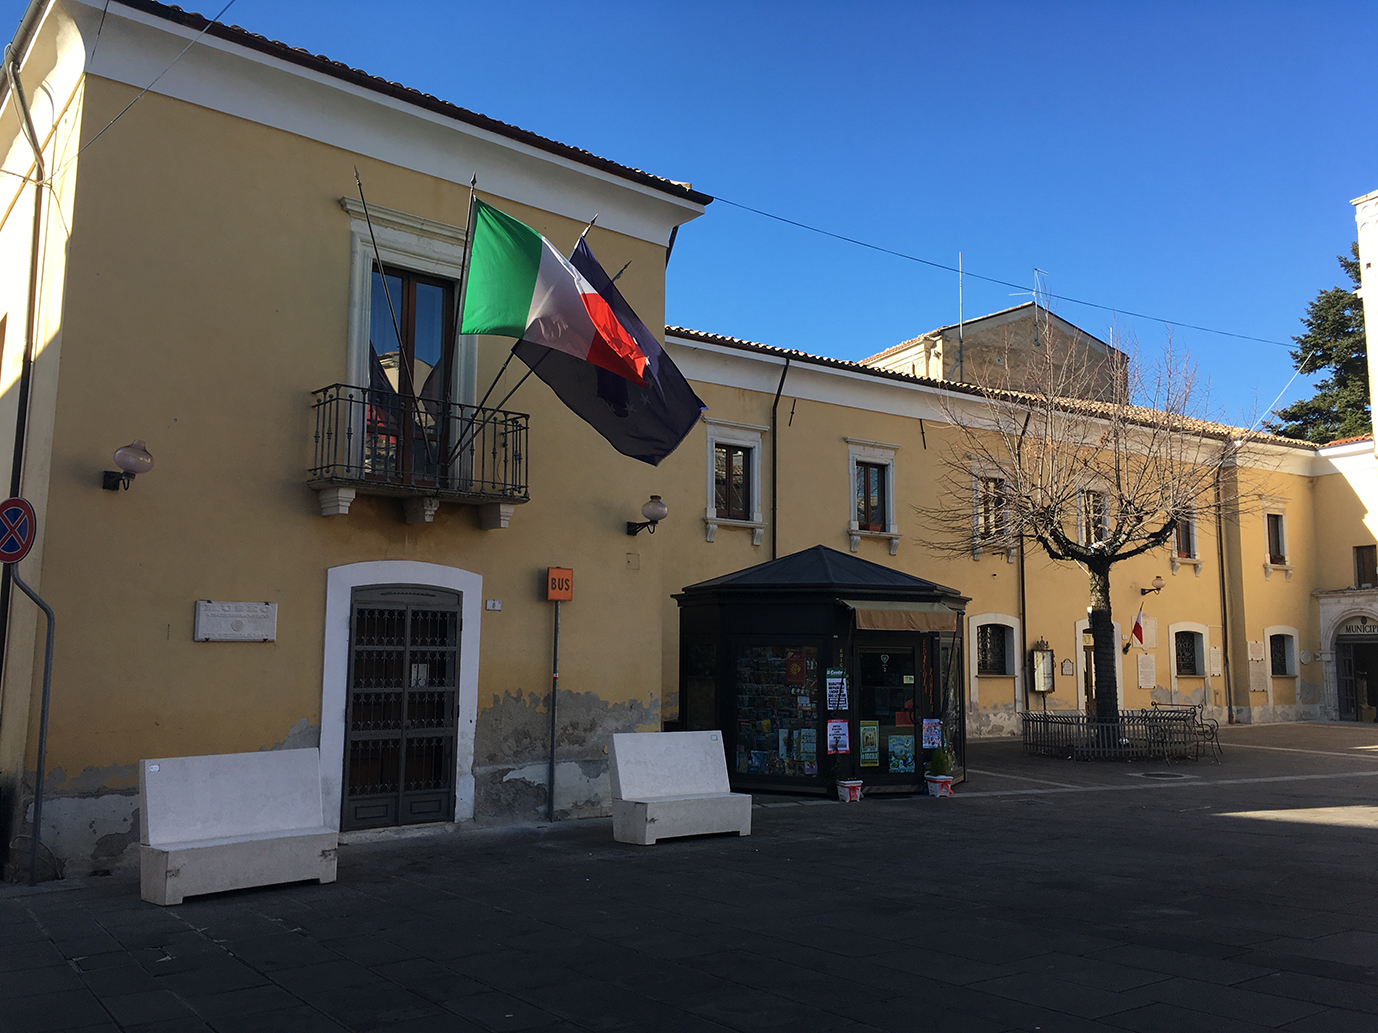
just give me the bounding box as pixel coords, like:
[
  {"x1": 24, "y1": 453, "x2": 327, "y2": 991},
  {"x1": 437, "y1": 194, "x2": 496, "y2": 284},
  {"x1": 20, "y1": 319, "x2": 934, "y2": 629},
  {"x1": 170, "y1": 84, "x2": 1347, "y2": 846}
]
[{"x1": 4, "y1": 721, "x2": 1378, "y2": 1032}]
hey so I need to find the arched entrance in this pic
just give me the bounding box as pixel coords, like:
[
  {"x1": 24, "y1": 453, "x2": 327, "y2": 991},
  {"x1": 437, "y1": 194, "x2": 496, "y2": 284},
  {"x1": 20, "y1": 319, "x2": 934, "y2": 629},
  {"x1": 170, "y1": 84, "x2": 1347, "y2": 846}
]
[
  {"x1": 322, "y1": 561, "x2": 484, "y2": 831},
  {"x1": 1335, "y1": 615, "x2": 1378, "y2": 721},
  {"x1": 1317, "y1": 591, "x2": 1378, "y2": 723}
]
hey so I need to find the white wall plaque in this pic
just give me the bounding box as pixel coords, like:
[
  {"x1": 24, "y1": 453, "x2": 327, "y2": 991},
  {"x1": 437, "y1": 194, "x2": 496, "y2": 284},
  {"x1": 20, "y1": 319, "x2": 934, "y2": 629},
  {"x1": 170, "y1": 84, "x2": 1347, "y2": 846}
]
[
  {"x1": 1140, "y1": 616, "x2": 1158, "y2": 649},
  {"x1": 194, "y1": 601, "x2": 278, "y2": 642},
  {"x1": 1136, "y1": 653, "x2": 1156, "y2": 689},
  {"x1": 1209, "y1": 646, "x2": 1223, "y2": 677}
]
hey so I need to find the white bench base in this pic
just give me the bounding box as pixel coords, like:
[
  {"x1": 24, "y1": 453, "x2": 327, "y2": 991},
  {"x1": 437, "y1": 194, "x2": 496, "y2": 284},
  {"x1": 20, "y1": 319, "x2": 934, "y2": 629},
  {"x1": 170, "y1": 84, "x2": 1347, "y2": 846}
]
[
  {"x1": 140, "y1": 827, "x2": 337, "y2": 906},
  {"x1": 613, "y1": 792, "x2": 752, "y2": 846}
]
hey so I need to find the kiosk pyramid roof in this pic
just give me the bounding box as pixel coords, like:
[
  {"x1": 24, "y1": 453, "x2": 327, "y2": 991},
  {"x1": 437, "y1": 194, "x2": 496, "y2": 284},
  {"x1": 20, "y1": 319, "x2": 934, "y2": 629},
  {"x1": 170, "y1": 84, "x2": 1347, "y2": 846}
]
[{"x1": 680, "y1": 546, "x2": 964, "y2": 600}]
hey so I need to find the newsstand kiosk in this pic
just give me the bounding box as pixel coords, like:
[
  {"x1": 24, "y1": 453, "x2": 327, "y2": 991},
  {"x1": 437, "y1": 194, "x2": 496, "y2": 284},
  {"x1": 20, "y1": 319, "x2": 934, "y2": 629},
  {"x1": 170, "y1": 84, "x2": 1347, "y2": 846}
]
[{"x1": 675, "y1": 546, "x2": 969, "y2": 795}]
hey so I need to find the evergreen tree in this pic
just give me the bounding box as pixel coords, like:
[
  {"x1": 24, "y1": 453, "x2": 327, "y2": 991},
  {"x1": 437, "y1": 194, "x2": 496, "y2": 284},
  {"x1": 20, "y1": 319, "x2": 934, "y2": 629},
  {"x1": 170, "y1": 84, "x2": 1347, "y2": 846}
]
[{"x1": 1267, "y1": 243, "x2": 1369, "y2": 443}]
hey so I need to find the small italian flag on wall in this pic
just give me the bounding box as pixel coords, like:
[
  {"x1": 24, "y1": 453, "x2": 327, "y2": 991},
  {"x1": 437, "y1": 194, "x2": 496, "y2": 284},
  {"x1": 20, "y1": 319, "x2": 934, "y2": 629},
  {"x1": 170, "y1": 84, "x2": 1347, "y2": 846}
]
[{"x1": 460, "y1": 200, "x2": 649, "y2": 384}]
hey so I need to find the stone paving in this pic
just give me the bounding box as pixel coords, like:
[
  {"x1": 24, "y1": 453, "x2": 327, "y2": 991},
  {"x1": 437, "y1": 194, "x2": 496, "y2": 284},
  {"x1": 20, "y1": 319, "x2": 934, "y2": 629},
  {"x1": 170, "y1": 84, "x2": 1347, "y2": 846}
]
[{"x1": 4, "y1": 721, "x2": 1378, "y2": 1032}]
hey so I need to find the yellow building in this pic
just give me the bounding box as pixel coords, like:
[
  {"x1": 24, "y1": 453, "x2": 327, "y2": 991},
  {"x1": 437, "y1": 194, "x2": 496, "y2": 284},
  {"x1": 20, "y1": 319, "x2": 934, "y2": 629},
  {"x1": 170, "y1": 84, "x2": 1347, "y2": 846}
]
[{"x1": 0, "y1": 0, "x2": 1375, "y2": 878}]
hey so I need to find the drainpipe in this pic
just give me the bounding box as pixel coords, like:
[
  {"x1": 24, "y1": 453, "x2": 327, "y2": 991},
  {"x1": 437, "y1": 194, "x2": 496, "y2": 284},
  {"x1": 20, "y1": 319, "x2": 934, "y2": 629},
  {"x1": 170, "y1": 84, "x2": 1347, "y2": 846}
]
[
  {"x1": 770, "y1": 358, "x2": 790, "y2": 560},
  {"x1": 0, "y1": 28, "x2": 49, "y2": 861},
  {"x1": 0, "y1": 40, "x2": 47, "y2": 712},
  {"x1": 1214, "y1": 468, "x2": 1235, "y2": 723},
  {"x1": 1018, "y1": 537, "x2": 1028, "y2": 709}
]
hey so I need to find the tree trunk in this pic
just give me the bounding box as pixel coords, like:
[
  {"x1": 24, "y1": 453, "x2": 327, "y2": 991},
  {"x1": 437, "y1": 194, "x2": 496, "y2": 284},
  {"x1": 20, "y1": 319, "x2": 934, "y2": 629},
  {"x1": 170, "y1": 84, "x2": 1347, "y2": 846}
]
[{"x1": 1087, "y1": 562, "x2": 1119, "y2": 722}]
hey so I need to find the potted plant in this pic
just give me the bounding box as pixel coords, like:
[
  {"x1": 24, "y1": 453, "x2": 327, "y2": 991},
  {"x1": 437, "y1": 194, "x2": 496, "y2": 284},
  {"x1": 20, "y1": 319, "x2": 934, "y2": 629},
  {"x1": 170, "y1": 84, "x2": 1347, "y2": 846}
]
[
  {"x1": 924, "y1": 744, "x2": 954, "y2": 797},
  {"x1": 832, "y1": 757, "x2": 863, "y2": 803}
]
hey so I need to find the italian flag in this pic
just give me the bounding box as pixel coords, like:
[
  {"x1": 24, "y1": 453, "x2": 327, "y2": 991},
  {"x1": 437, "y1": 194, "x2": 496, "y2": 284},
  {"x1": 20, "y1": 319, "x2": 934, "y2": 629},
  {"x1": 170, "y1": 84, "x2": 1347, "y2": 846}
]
[{"x1": 460, "y1": 200, "x2": 648, "y2": 385}]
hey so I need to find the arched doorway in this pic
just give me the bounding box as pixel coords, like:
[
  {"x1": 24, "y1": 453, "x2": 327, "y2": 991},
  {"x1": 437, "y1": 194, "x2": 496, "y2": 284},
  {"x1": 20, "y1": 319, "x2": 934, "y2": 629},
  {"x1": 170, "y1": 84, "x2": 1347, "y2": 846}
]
[
  {"x1": 1335, "y1": 616, "x2": 1378, "y2": 721},
  {"x1": 322, "y1": 561, "x2": 484, "y2": 831}
]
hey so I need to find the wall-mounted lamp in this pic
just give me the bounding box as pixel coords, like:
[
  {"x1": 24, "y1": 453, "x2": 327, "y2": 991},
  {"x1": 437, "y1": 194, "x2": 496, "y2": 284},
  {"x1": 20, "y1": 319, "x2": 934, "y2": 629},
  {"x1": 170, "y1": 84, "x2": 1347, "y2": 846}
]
[
  {"x1": 1140, "y1": 575, "x2": 1166, "y2": 596},
  {"x1": 102, "y1": 440, "x2": 154, "y2": 491},
  {"x1": 626, "y1": 495, "x2": 668, "y2": 536}
]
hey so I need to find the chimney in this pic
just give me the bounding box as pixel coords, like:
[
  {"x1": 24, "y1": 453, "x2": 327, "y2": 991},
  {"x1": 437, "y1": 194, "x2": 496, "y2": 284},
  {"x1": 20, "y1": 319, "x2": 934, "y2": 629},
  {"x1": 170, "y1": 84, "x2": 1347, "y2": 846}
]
[{"x1": 1353, "y1": 189, "x2": 1378, "y2": 455}]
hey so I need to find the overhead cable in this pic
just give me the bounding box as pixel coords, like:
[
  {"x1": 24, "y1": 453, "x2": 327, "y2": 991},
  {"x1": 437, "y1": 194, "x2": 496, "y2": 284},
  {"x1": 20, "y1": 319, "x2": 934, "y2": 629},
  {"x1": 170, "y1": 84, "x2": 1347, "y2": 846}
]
[{"x1": 714, "y1": 196, "x2": 1295, "y2": 350}]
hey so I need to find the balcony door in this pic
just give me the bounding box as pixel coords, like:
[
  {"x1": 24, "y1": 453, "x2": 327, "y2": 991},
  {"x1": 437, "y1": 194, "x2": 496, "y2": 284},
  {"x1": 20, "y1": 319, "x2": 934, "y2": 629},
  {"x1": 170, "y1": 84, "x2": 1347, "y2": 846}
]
[{"x1": 368, "y1": 266, "x2": 455, "y2": 485}]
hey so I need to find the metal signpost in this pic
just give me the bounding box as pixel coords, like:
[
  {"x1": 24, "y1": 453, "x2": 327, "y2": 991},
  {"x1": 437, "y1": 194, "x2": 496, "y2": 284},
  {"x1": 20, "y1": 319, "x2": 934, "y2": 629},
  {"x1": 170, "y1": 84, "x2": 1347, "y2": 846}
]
[
  {"x1": 546, "y1": 568, "x2": 573, "y2": 822},
  {"x1": 0, "y1": 496, "x2": 54, "y2": 885}
]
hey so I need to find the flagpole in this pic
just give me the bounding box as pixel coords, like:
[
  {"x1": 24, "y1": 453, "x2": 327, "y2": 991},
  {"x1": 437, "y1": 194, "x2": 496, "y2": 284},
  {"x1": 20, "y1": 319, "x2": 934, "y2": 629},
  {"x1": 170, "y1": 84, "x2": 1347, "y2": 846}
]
[
  {"x1": 447, "y1": 350, "x2": 547, "y2": 467},
  {"x1": 443, "y1": 173, "x2": 481, "y2": 473},
  {"x1": 453, "y1": 173, "x2": 478, "y2": 352},
  {"x1": 474, "y1": 347, "x2": 517, "y2": 412},
  {"x1": 353, "y1": 166, "x2": 436, "y2": 466}
]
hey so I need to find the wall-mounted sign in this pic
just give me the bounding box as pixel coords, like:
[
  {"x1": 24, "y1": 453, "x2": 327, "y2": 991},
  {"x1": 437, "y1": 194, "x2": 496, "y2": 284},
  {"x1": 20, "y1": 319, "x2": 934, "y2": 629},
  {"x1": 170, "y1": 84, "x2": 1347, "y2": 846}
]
[
  {"x1": 1342, "y1": 619, "x2": 1378, "y2": 636},
  {"x1": 826, "y1": 668, "x2": 848, "y2": 710},
  {"x1": 921, "y1": 718, "x2": 943, "y2": 749},
  {"x1": 859, "y1": 721, "x2": 879, "y2": 767},
  {"x1": 1060, "y1": 658, "x2": 1075, "y2": 677},
  {"x1": 0, "y1": 497, "x2": 36, "y2": 564},
  {"x1": 826, "y1": 719, "x2": 850, "y2": 754},
  {"x1": 194, "y1": 601, "x2": 277, "y2": 642},
  {"x1": 1137, "y1": 653, "x2": 1156, "y2": 689},
  {"x1": 1209, "y1": 646, "x2": 1223, "y2": 677},
  {"x1": 546, "y1": 567, "x2": 573, "y2": 601}
]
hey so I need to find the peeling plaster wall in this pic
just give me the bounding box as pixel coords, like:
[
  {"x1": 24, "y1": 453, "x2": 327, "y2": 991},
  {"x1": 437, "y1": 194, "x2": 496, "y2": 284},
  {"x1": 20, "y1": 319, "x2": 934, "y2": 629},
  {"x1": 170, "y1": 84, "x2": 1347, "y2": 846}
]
[
  {"x1": 262, "y1": 718, "x2": 320, "y2": 752},
  {"x1": 1232, "y1": 704, "x2": 1329, "y2": 724},
  {"x1": 966, "y1": 701, "x2": 1021, "y2": 738},
  {"x1": 472, "y1": 688, "x2": 657, "y2": 822},
  {"x1": 6, "y1": 718, "x2": 320, "y2": 880},
  {"x1": 22, "y1": 793, "x2": 139, "y2": 875}
]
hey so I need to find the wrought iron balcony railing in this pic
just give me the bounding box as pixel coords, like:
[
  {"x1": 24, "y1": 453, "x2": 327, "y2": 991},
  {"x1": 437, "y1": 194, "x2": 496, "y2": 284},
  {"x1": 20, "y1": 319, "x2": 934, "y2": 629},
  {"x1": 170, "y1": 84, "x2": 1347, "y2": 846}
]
[{"x1": 309, "y1": 384, "x2": 529, "y2": 504}]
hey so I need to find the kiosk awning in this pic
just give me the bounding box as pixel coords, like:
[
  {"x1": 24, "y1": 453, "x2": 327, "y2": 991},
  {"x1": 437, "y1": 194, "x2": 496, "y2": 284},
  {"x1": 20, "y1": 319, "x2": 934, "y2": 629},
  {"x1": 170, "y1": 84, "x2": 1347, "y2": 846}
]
[{"x1": 842, "y1": 599, "x2": 960, "y2": 632}]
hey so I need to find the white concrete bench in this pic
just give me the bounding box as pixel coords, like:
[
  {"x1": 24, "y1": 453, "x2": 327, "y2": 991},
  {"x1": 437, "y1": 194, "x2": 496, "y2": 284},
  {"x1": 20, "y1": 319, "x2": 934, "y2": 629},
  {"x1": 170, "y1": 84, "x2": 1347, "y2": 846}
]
[
  {"x1": 609, "y1": 731, "x2": 751, "y2": 845},
  {"x1": 139, "y1": 748, "x2": 337, "y2": 905}
]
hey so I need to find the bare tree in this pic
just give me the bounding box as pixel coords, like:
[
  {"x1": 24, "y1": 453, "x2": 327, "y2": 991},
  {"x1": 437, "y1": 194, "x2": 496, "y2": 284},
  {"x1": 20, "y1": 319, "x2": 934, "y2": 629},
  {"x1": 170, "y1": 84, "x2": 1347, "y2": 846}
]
[{"x1": 916, "y1": 321, "x2": 1258, "y2": 722}]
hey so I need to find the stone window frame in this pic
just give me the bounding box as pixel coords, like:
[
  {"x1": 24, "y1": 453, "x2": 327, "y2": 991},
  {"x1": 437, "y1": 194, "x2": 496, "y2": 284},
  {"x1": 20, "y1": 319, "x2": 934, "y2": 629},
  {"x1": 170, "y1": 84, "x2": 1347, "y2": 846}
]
[
  {"x1": 1167, "y1": 620, "x2": 1211, "y2": 706},
  {"x1": 704, "y1": 418, "x2": 766, "y2": 545},
  {"x1": 1263, "y1": 625, "x2": 1300, "y2": 679},
  {"x1": 1261, "y1": 497, "x2": 1292, "y2": 581},
  {"x1": 846, "y1": 437, "x2": 901, "y2": 555},
  {"x1": 1354, "y1": 544, "x2": 1377, "y2": 589},
  {"x1": 1171, "y1": 510, "x2": 1204, "y2": 577},
  {"x1": 340, "y1": 197, "x2": 476, "y2": 405},
  {"x1": 1073, "y1": 617, "x2": 1125, "y2": 709},
  {"x1": 1077, "y1": 487, "x2": 1110, "y2": 547},
  {"x1": 967, "y1": 612, "x2": 1022, "y2": 707},
  {"x1": 968, "y1": 462, "x2": 1017, "y2": 563}
]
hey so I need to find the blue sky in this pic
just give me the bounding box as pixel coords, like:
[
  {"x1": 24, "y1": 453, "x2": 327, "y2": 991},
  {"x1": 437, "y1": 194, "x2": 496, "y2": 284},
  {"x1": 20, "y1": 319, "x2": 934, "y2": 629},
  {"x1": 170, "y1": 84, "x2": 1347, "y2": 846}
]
[{"x1": 9, "y1": 1, "x2": 1377, "y2": 426}]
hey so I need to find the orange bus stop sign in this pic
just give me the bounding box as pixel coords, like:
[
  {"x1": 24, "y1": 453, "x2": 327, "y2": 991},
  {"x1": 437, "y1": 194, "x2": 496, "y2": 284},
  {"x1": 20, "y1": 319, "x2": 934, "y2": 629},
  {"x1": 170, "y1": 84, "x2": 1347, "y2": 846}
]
[{"x1": 547, "y1": 567, "x2": 573, "y2": 601}]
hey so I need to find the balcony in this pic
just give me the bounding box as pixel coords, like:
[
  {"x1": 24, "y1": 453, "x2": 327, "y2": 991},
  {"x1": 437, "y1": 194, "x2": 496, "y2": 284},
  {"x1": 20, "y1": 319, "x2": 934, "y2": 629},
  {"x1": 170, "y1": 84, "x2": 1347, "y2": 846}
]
[{"x1": 308, "y1": 384, "x2": 529, "y2": 525}]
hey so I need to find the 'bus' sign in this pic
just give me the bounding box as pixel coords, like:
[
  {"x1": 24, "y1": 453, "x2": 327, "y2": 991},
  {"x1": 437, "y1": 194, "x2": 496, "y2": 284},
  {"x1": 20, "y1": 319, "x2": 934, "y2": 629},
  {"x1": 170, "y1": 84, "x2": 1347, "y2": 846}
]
[{"x1": 547, "y1": 567, "x2": 573, "y2": 601}]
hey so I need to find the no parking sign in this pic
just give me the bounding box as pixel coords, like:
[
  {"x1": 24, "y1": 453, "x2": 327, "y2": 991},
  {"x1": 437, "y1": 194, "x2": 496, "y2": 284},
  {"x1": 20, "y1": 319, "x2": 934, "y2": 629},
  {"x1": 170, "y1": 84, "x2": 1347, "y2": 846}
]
[{"x1": 0, "y1": 497, "x2": 35, "y2": 564}]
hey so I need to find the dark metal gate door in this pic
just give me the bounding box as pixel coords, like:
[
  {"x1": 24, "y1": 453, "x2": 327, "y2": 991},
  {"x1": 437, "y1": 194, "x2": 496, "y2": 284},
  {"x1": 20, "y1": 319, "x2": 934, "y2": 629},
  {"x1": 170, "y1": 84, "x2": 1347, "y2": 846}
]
[
  {"x1": 343, "y1": 585, "x2": 461, "y2": 831},
  {"x1": 1339, "y1": 642, "x2": 1357, "y2": 720}
]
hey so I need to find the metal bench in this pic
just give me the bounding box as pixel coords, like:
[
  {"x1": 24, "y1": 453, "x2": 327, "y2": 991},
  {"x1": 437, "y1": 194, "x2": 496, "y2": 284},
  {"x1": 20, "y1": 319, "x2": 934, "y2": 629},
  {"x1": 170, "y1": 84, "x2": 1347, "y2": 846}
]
[{"x1": 1149, "y1": 701, "x2": 1222, "y2": 763}]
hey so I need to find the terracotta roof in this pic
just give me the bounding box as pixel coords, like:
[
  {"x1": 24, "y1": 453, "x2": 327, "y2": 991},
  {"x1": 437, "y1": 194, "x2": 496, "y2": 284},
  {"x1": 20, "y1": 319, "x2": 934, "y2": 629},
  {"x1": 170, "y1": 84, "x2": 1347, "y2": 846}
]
[
  {"x1": 667, "y1": 325, "x2": 1318, "y2": 451},
  {"x1": 1324, "y1": 433, "x2": 1374, "y2": 446},
  {"x1": 110, "y1": 1, "x2": 713, "y2": 207}
]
